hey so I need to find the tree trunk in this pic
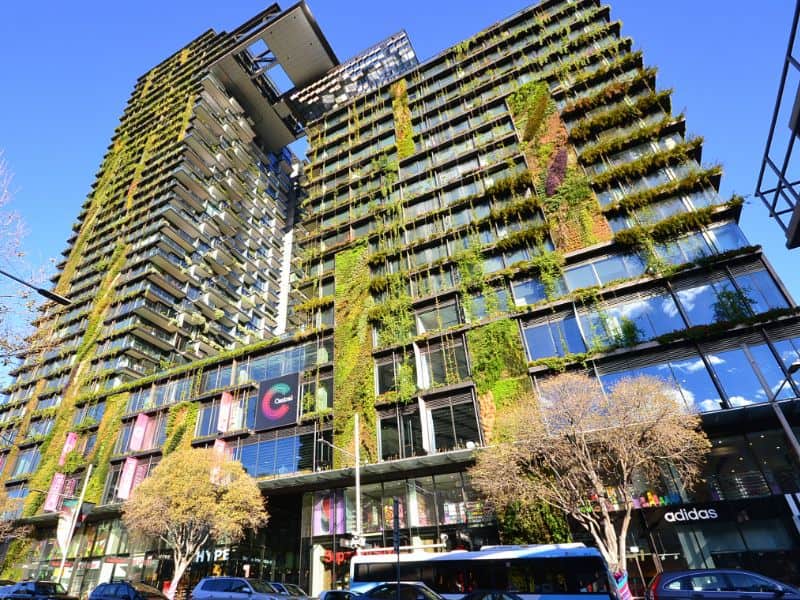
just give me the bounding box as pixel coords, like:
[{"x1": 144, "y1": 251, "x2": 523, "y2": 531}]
[{"x1": 167, "y1": 557, "x2": 193, "y2": 600}]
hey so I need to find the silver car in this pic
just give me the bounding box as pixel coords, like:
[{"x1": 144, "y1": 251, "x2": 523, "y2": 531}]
[{"x1": 191, "y1": 578, "x2": 282, "y2": 600}]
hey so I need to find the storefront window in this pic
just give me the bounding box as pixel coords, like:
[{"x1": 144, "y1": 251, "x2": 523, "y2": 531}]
[
  {"x1": 382, "y1": 480, "x2": 408, "y2": 529},
  {"x1": 361, "y1": 483, "x2": 383, "y2": 534},
  {"x1": 406, "y1": 478, "x2": 437, "y2": 528},
  {"x1": 703, "y1": 436, "x2": 769, "y2": 501},
  {"x1": 435, "y1": 473, "x2": 465, "y2": 525}
]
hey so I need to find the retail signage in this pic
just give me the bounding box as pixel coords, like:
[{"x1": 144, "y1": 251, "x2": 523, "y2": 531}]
[
  {"x1": 255, "y1": 373, "x2": 300, "y2": 431},
  {"x1": 312, "y1": 490, "x2": 345, "y2": 535},
  {"x1": 58, "y1": 432, "x2": 78, "y2": 467},
  {"x1": 217, "y1": 391, "x2": 234, "y2": 433},
  {"x1": 129, "y1": 413, "x2": 150, "y2": 452},
  {"x1": 193, "y1": 547, "x2": 230, "y2": 563},
  {"x1": 663, "y1": 507, "x2": 718, "y2": 522},
  {"x1": 117, "y1": 457, "x2": 139, "y2": 500},
  {"x1": 43, "y1": 472, "x2": 66, "y2": 512}
]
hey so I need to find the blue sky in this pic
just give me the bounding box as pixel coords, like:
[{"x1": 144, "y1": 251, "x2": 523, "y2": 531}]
[{"x1": 0, "y1": 0, "x2": 796, "y2": 300}]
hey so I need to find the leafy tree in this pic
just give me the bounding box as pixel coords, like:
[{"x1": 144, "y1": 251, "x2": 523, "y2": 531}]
[
  {"x1": 122, "y1": 447, "x2": 268, "y2": 598},
  {"x1": 470, "y1": 372, "x2": 709, "y2": 575}
]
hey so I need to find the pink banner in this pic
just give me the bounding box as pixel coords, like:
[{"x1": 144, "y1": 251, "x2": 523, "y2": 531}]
[
  {"x1": 43, "y1": 473, "x2": 66, "y2": 512},
  {"x1": 213, "y1": 438, "x2": 228, "y2": 456},
  {"x1": 129, "y1": 413, "x2": 150, "y2": 451},
  {"x1": 132, "y1": 461, "x2": 149, "y2": 492},
  {"x1": 217, "y1": 392, "x2": 234, "y2": 433},
  {"x1": 117, "y1": 457, "x2": 139, "y2": 500},
  {"x1": 211, "y1": 439, "x2": 229, "y2": 484},
  {"x1": 58, "y1": 432, "x2": 79, "y2": 467}
]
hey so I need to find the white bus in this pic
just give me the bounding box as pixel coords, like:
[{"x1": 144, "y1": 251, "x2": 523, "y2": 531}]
[{"x1": 349, "y1": 544, "x2": 616, "y2": 600}]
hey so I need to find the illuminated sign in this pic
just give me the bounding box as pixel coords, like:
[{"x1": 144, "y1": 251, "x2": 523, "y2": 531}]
[
  {"x1": 663, "y1": 507, "x2": 718, "y2": 522},
  {"x1": 255, "y1": 373, "x2": 300, "y2": 431}
]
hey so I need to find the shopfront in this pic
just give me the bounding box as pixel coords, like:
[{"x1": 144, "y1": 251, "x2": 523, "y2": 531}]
[{"x1": 299, "y1": 469, "x2": 498, "y2": 596}]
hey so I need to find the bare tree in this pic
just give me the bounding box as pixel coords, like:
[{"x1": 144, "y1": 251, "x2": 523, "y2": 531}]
[
  {"x1": 470, "y1": 372, "x2": 710, "y2": 575},
  {"x1": 122, "y1": 447, "x2": 269, "y2": 599},
  {"x1": 0, "y1": 152, "x2": 48, "y2": 369}
]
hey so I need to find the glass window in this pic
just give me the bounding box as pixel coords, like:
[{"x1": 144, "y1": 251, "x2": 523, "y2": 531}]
[
  {"x1": 406, "y1": 477, "x2": 437, "y2": 528},
  {"x1": 708, "y1": 222, "x2": 749, "y2": 252},
  {"x1": 435, "y1": 472, "x2": 465, "y2": 525},
  {"x1": 564, "y1": 264, "x2": 597, "y2": 291},
  {"x1": 676, "y1": 281, "x2": 727, "y2": 326},
  {"x1": 419, "y1": 341, "x2": 469, "y2": 388},
  {"x1": 524, "y1": 316, "x2": 585, "y2": 360},
  {"x1": 734, "y1": 270, "x2": 787, "y2": 314},
  {"x1": 430, "y1": 400, "x2": 480, "y2": 452},
  {"x1": 707, "y1": 347, "x2": 769, "y2": 407},
  {"x1": 747, "y1": 343, "x2": 794, "y2": 401},
  {"x1": 512, "y1": 278, "x2": 547, "y2": 306}
]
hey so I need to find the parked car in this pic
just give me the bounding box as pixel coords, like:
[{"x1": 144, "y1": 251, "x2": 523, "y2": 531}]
[
  {"x1": 89, "y1": 582, "x2": 167, "y2": 600},
  {"x1": 267, "y1": 583, "x2": 308, "y2": 599},
  {"x1": 357, "y1": 583, "x2": 444, "y2": 600},
  {"x1": 647, "y1": 570, "x2": 800, "y2": 600},
  {"x1": 0, "y1": 583, "x2": 15, "y2": 589},
  {"x1": 318, "y1": 591, "x2": 359, "y2": 600},
  {"x1": 460, "y1": 592, "x2": 524, "y2": 600},
  {"x1": 191, "y1": 578, "x2": 282, "y2": 600},
  {"x1": 0, "y1": 581, "x2": 77, "y2": 600}
]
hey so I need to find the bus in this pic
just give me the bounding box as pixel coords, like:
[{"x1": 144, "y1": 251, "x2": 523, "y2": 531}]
[{"x1": 349, "y1": 544, "x2": 616, "y2": 600}]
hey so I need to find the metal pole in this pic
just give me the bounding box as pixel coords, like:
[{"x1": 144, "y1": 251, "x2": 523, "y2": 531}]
[
  {"x1": 57, "y1": 464, "x2": 92, "y2": 586},
  {"x1": 0, "y1": 268, "x2": 71, "y2": 305},
  {"x1": 772, "y1": 401, "x2": 800, "y2": 464},
  {"x1": 354, "y1": 413, "x2": 362, "y2": 546}
]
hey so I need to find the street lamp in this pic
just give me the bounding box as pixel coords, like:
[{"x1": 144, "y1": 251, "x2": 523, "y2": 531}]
[
  {"x1": 769, "y1": 359, "x2": 800, "y2": 464},
  {"x1": 0, "y1": 268, "x2": 71, "y2": 306},
  {"x1": 317, "y1": 413, "x2": 363, "y2": 547}
]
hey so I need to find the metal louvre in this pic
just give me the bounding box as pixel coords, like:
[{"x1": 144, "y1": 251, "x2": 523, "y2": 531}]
[
  {"x1": 423, "y1": 390, "x2": 474, "y2": 409},
  {"x1": 595, "y1": 346, "x2": 701, "y2": 374}
]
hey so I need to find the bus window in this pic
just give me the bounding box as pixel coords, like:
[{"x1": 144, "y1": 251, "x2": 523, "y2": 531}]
[
  {"x1": 508, "y1": 562, "x2": 529, "y2": 593},
  {"x1": 563, "y1": 557, "x2": 610, "y2": 594}
]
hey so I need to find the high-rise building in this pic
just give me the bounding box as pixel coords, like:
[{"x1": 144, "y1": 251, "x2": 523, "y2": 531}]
[{"x1": 3, "y1": 0, "x2": 800, "y2": 595}]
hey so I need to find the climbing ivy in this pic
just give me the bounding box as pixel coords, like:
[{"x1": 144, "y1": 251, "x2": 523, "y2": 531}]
[
  {"x1": 163, "y1": 401, "x2": 200, "y2": 454},
  {"x1": 390, "y1": 79, "x2": 416, "y2": 159},
  {"x1": 82, "y1": 392, "x2": 128, "y2": 505},
  {"x1": 333, "y1": 243, "x2": 377, "y2": 466}
]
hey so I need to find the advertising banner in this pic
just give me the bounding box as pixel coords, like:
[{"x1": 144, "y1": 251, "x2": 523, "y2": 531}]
[
  {"x1": 58, "y1": 432, "x2": 78, "y2": 467},
  {"x1": 255, "y1": 373, "x2": 300, "y2": 431},
  {"x1": 217, "y1": 391, "x2": 234, "y2": 433},
  {"x1": 56, "y1": 498, "x2": 79, "y2": 555},
  {"x1": 312, "y1": 490, "x2": 345, "y2": 535},
  {"x1": 117, "y1": 457, "x2": 139, "y2": 500},
  {"x1": 43, "y1": 472, "x2": 66, "y2": 512},
  {"x1": 128, "y1": 413, "x2": 150, "y2": 452}
]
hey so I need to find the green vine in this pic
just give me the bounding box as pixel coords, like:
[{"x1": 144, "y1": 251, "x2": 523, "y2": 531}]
[
  {"x1": 390, "y1": 79, "x2": 416, "y2": 159},
  {"x1": 83, "y1": 392, "x2": 128, "y2": 505},
  {"x1": 332, "y1": 243, "x2": 377, "y2": 466},
  {"x1": 0, "y1": 538, "x2": 33, "y2": 579},
  {"x1": 466, "y1": 319, "x2": 530, "y2": 405},
  {"x1": 163, "y1": 400, "x2": 200, "y2": 454}
]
